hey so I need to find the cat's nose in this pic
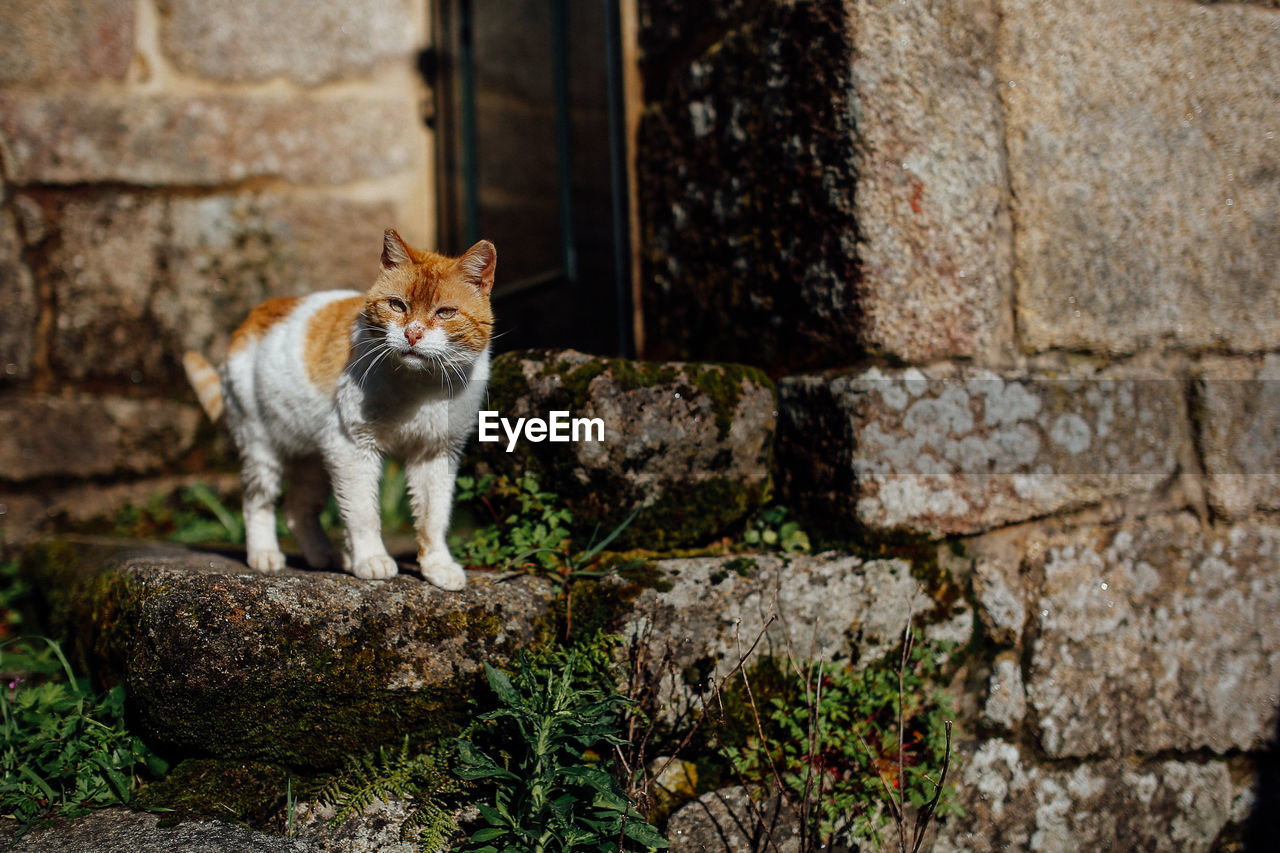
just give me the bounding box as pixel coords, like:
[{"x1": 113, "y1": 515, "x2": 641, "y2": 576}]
[{"x1": 404, "y1": 322, "x2": 425, "y2": 346}]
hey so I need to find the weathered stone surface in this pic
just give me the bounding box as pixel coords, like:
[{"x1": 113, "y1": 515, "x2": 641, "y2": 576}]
[
  {"x1": 0, "y1": 93, "x2": 417, "y2": 187},
  {"x1": 0, "y1": 394, "x2": 200, "y2": 481},
  {"x1": 778, "y1": 366, "x2": 1186, "y2": 535},
  {"x1": 974, "y1": 515, "x2": 1280, "y2": 757},
  {"x1": 24, "y1": 539, "x2": 552, "y2": 768},
  {"x1": 476, "y1": 349, "x2": 775, "y2": 549},
  {"x1": 292, "y1": 799, "x2": 420, "y2": 853},
  {"x1": 850, "y1": 0, "x2": 1010, "y2": 361},
  {"x1": 158, "y1": 0, "x2": 415, "y2": 86},
  {"x1": 0, "y1": 204, "x2": 35, "y2": 381},
  {"x1": 1195, "y1": 355, "x2": 1280, "y2": 519},
  {"x1": 0, "y1": 0, "x2": 134, "y2": 84},
  {"x1": 666, "y1": 787, "x2": 799, "y2": 853},
  {"x1": 1003, "y1": 0, "x2": 1280, "y2": 354},
  {"x1": 933, "y1": 740, "x2": 1235, "y2": 852},
  {"x1": 623, "y1": 552, "x2": 965, "y2": 719},
  {"x1": 982, "y1": 651, "x2": 1025, "y2": 731},
  {"x1": 0, "y1": 808, "x2": 310, "y2": 853},
  {"x1": 48, "y1": 192, "x2": 393, "y2": 384},
  {"x1": 636, "y1": 0, "x2": 861, "y2": 370}
]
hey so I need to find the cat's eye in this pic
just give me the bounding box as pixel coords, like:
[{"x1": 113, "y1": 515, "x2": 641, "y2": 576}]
[
  {"x1": 387, "y1": 298, "x2": 408, "y2": 313},
  {"x1": 436, "y1": 307, "x2": 458, "y2": 319}
]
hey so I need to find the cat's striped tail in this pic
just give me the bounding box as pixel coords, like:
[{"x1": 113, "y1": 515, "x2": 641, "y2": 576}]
[{"x1": 182, "y1": 351, "x2": 225, "y2": 422}]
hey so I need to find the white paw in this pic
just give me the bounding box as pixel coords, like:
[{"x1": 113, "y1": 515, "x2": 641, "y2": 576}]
[
  {"x1": 247, "y1": 549, "x2": 287, "y2": 573},
  {"x1": 419, "y1": 553, "x2": 467, "y2": 591},
  {"x1": 352, "y1": 554, "x2": 399, "y2": 580}
]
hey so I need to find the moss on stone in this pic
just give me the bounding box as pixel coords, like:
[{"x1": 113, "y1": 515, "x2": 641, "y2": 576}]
[
  {"x1": 684, "y1": 363, "x2": 771, "y2": 440},
  {"x1": 622, "y1": 477, "x2": 764, "y2": 551},
  {"x1": 135, "y1": 759, "x2": 294, "y2": 828}
]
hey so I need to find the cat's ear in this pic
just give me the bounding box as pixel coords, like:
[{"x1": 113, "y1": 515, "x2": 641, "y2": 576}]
[
  {"x1": 381, "y1": 229, "x2": 412, "y2": 270},
  {"x1": 457, "y1": 240, "x2": 497, "y2": 295}
]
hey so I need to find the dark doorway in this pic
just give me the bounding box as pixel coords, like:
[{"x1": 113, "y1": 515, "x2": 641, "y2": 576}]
[{"x1": 430, "y1": 0, "x2": 633, "y2": 357}]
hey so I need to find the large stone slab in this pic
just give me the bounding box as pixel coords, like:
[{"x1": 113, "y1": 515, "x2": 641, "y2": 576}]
[
  {"x1": 1002, "y1": 0, "x2": 1280, "y2": 354},
  {"x1": 1195, "y1": 355, "x2": 1280, "y2": 520},
  {"x1": 849, "y1": 0, "x2": 1010, "y2": 362},
  {"x1": 46, "y1": 192, "x2": 394, "y2": 385},
  {"x1": 971, "y1": 515, "x2": 1280, "y2": 758},
  {"x1": 932, "y1": 740, "x2": 1236, "y2": 853},
  {"x1": 158, "y1": 0, "x2": 415, "y2": 87},
  {"x1": 476, "y1": 349, "x2": 775, "y2": 549},
  {"x1": 0, "y1": 204, "x2": 35, "y2": 381},
  {"x1": 0, "y1": 94, "x2": 417, "y2": 187},
  {"x1": 0, "y1": 0, "x2": 134, "y2": 84},
  {"x1": 0, "y1": 395, "x2": 200, "y2": 482},
  {"x1": 24, "y1": 540, "x2": 551, "y2": 768},
  {"x1": 777, "y1": 366, "x2": 1186, "y2": 535}
]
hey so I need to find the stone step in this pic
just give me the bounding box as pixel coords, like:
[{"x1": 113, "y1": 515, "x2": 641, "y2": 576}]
[{"x1": 22, "y1": 539, "x2": 551, "y2": 769}]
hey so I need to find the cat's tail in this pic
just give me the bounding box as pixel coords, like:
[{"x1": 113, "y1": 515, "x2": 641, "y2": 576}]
[{"x1": 182, "y1": 351, "x2": 225, "y2": 422}]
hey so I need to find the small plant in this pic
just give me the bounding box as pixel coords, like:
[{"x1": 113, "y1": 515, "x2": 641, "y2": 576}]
[
  {"x1": 319, "y1": 737, "x2": 462, "y2": 851},
  {"x1": 742, "y1": 506, "x2": 811, "y2": 554},
  {"x1": 455, "y1": 649, "x2": 668, "y2": 852},
  {"x1": 720, "y1": 625, "x2": 958, "y2": 851},
  {"x1": 0, "y1": 637, "x2": 166, "y2": 830},
  {"x1": 450, "y1": 473, "x2": 574, "y2": 572}
]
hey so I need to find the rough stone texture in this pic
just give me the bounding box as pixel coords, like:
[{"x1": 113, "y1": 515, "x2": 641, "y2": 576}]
[
  {"x1": 24, "y1": 539, "x2": 552, "y2": 768},
  {"x1": 0, "y1": 204, "x2": 35, "y2": 381},
  {"x1": 982, "y1": 651, "x2": 1026, "y2": 731},
  {"x1": 47, "y1": 192, "x2": 393, "y2": 385},
  {"x1": 476, "y1": 349, "x2": 776, "y2": 549},
  {"x1": 933, "y1": 739, "x2": 1235, "y2": 852},
  {"x1": 636, "y1": 0, "x2": 862, "y2": 370},
  {"x1": 1003, "y1": 0, "x2": 1280, "y2": 355},
  {"x1": 0, "y1": 93, "x2": 417, "y2": 187},
  {"x1": 624, "y1": 551, "x2": 964, "y2": 715},
  {"x1": 849, "y1": 0, "x2": 1010, "y2": 361},
  {"x1": 292, "y1": 799, "x2": 420, "y2": 853},
  {"x1": 1195, "y1": 355, "x2": 1280, "y2": 519},
  {"x1": 0, "y1": 809, "x2": 310, "y2": 853},
  {"x1": 158, "y1": 0, "x2": 415, "y2": 87},
  {"x1": 972, "y1": 515, "x2": 1280, "y2": 757},
  {"x1": 666, "y1": 787, "x2": 799, "y2": 853},
  {"x1": 0, "y1": 0, "x2": 134, "y2": 84},
  {"x1": 0, "y1": 394, "x2": 200, "y2": 481},
  {"x1": 778, "y1": 366, "x2": 1186, "y2": 535}
]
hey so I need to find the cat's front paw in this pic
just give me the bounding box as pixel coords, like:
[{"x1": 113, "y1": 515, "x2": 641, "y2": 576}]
[
  {"x1": 247, "y1": 548, "x2": 287, "y2": 573},
  {"x1": 352, "y1": 554, "x2": 399, "y2": 580},
  {"x1": 419, "y1": 553, "x2": 467, "y2": 591}
]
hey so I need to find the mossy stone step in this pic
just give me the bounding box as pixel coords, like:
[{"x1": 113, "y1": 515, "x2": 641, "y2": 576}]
[{"x1": 22, "y1": 539, "x2": 552, "y2": 770}]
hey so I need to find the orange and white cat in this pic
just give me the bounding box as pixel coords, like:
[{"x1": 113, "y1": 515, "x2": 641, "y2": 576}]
[{"x1": 183, "y1": 229, "x2": 495, "y2": 590}]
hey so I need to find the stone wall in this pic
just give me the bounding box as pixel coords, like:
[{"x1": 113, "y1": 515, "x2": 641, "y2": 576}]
[
  {"x1": 638, "y1": 0, "x2": 1280, "y2": 848},
  {"x1": 0, "y1": 0, "x2": 432, "y2": 537}
]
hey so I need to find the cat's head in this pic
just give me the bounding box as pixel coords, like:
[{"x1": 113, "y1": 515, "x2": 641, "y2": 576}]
[{"x1": 362, "y1": 229, "x2": 495, "y2": 370}]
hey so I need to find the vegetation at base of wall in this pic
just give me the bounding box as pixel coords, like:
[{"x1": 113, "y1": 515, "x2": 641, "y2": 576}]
[
  {"x1": 319, "y1": 738, "x2": 462, "y2": 850},
  {"x1": 0, "y1": 637, "x2": 167, "y2": 832},
  {"x1": 720, "y1": 639, "x2": 960, "y2": 848},
  {"x1": 455, "y1": 644, "x2": 668, "y2": 851},
  {"x1": 0, "y1": 560, "x2": 167, "y2": 833}
]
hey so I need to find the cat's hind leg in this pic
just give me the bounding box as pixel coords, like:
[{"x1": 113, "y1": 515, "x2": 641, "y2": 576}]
[
  {"x1": 407, "y1": 453, "x2": 467, "y2": 591},
  {"x1": 284, "y1": 459, "x2": 342, "y2": 570},
  {"x1": 241, "y1": 445, "x2": 286, "y2": 572}
]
